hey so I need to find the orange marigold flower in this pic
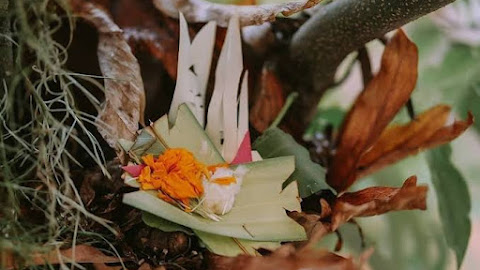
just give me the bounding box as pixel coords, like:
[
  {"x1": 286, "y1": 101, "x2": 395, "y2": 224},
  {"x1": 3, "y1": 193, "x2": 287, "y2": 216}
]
[{"x1": 138, "y1": 149, "x2": 208, "y2": 207}]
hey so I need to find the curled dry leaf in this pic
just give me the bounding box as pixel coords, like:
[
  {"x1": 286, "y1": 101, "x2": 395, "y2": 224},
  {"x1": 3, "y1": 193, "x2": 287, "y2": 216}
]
[
  {"x1": 152, "y1": 0, "x2": 320, "y2": 27},
  {"x1": 357, "y1": 105, "x2": 474, "y2": 178},
  {"x1": 327, "y1": 29, "x2": 472, "y2": 193},
  {"x1": 327, "y1": 29, "x2": 418, "y2": 192},
  {"x1": 71, "y1": 0, "x2": 145, "y2": 148},
  {"x1": 4, "y1": 245, "x2": 122, "y2": 269},
  {"x1": 250, "y1": 64, "x2": 285, "y2": 132},
  {"x1": 208, "y1": 244, "x2": 357, "y2": 270},
  {"x1": 331, "y1": 176, "x2": 428, "y2": 231}
]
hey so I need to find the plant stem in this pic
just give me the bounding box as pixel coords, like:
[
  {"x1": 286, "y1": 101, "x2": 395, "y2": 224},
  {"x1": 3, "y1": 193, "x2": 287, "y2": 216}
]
[
  {"x1": 269, "y1": 92, "x2": 298, "y2": 130},
  {"x1": 357, "y1": 46, "x2": 372, "y2": 88}
]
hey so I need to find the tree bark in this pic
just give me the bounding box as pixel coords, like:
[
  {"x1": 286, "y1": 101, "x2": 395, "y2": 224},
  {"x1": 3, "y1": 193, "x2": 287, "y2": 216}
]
[{"x1": 283, "y1": 0, "x2": 455, "y2": 139}]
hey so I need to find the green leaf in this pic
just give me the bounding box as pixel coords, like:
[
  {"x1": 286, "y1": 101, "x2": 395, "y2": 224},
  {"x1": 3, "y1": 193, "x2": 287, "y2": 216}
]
[
  {"x1": 143, "y1": 212, "x2": 281, "y2": 256},
  {"x1": 152, "y1": 104, "x2": 225, "y2": 165},
  {"x1": 123, "y1": 156, "x2": 306, "y2": 242},
  {"x1": 426, "y1": 145, "x2": 471, "y2": 268},
  {"x1": 118, "y1": 139, "x2": 134, "y2": 152},
  {"x1": 195, "y1": 230, "x2": 280, "y2": 257},
  {"x1": 128, "y1": 130, "x2": 165, "y2": 162},
  {"x1": 143, "y1": 212, "x2": 194, "y2": 235},
  {"x1": 252, "y1": 127, "x2": 329, "y2": 198},
  {"x1": 305, "y1": 107, "x2": 345, "y2": 138},
  {"x1": 461, "y1": 81, "x2": 480, "y2": 134}
]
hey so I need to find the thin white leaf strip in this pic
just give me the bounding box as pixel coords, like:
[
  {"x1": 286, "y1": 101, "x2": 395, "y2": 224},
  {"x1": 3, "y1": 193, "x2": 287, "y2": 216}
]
[
  {"x1": 169, "y1": 12, "x2": 199, "y2": 124},
  {"x1": 221, "y1": 16, "x2": 243, "y2": 163},
  {"x1": 206, "y1": 20, "x2": 228, "y2": 151},
  {"x1": 190, "y1": 21, "x2": 217, "y2": 126}
]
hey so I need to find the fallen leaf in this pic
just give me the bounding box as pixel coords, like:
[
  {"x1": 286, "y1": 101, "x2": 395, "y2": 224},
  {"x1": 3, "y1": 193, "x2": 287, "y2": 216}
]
[
  {"x1": 327, "y1": 29, "x2": 418, "y2": 192},
  {"x1": 111, "y1": 0, "x2": 180, "y2": 79},
  {"x1": 71, "y1": 0, "x2": 146, "y2": 148},
  {"x1": 331, "y1": 176, "x2": 427, "y2": 231},
  {"x1": 250, "y1": 64, "x2": 285, "y2": 133},
  {"x1": 153, "y1": 0, "x2": 320, "y2": 27},
  {"x1": 208, "y1": 244, "x2": 358, "y2": 270},
  {"x1": 356, "y1": 105, "x2": 473, "y2": 178},
  {"x1": 427, "y1": 145, "x2": 471, "y2": 268},
  {"x1": 4, "y1": 245, "x2": 122, "y2": 269}
]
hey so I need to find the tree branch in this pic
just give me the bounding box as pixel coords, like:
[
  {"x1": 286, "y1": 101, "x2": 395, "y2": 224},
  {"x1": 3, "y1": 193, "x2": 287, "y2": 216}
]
[{"x1": 283, "y1": 0, "x2": 455, "y2": 138}]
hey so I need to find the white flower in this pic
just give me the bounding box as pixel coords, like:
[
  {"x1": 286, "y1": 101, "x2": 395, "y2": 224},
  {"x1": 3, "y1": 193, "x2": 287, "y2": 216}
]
[{"x1": 202, "y1": 166, "x2": 248, "y2": 215}]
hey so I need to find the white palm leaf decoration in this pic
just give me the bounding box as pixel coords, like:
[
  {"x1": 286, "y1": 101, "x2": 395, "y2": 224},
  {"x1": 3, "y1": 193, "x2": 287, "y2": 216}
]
[
  {"x1": 169, "y1": 13, "x2": 216, "y2": 126},
  {"x1": 206, "y1": 16, "x2": 244, "y2": 163},
  {"x1": 172, "y1": 14, "x2": 247, "y2": 163}
]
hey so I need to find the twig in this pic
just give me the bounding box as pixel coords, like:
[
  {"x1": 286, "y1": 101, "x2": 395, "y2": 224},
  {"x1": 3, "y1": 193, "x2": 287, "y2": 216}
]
[
  {"x1": 269, "y1": 92, "x2": 299, "y2": 129},
  {"x1": 334, "y1": 230, "x2": 343, "y2": 251},
  {"x1": 357, "y1": 46, "x2": 373, "y2": 87},
  {"x1": 348, "y1": 219, "x2": 366, "y2": 249},
  {"x1": 406, "y1": 98, "x2": 416, "y2": 120},
  {"x1": 378, "y1": 36, "x2": 388, "y2": 45}
]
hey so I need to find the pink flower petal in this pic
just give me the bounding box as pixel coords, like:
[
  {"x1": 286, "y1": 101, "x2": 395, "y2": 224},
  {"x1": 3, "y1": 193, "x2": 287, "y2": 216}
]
[
  {"x1": 122, "y1": 164, "x2": 146, "y2": 177},
  {"x1": 231, "y1": 131, "x2": 253, "y2": 164}
]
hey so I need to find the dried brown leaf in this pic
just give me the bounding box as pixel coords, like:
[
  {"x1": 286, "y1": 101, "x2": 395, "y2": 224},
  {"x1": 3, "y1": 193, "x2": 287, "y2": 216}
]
[
  {"x1": 327, "y1": 29, "x2": 418, "y2": 192},
  {"x1": 357, "y1": 105, "x2": 474, "y2": 178},
  {"x1": 4, "y1": 245, "x2": 122, "y2": 269},
  {"x1": 208, "y1": 244, "x2": 357, "y2": 270},
  {"x1": 331, "y1": 176, "x2": 427, "y2": 231},
  {"x1": 112, "y1": 0, "x2": 181, "y2": 79},
  {"x1": 153, "y1": 0, "x2": 320, "y2": 27},
  {"x1": 250, "y1": 64, "x2": 285, "y2": 132},
  {"x1": 71, "y1": 0, "x2": 145, "y2": 148}
]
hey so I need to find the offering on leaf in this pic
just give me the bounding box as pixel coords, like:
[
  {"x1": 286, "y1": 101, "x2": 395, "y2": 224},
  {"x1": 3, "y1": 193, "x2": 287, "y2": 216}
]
[{"x1": 119, "y1": 13, "x2": 306, "y2": 256}]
